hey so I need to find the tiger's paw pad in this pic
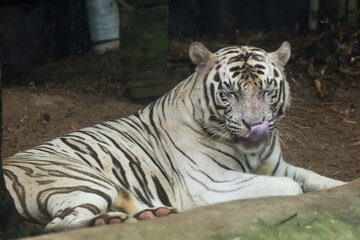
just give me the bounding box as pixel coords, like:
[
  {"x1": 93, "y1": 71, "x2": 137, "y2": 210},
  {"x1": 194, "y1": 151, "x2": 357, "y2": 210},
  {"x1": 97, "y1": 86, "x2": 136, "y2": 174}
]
[
  {"x1": 136, "y1": 207, "x2": 177, "y2": 220},
  {"x1": 94, "y1": 217, "x2": 122, "y2": 226},
  {"x1": 92, "y1": 212, "x2": 135, "y2": 226}
]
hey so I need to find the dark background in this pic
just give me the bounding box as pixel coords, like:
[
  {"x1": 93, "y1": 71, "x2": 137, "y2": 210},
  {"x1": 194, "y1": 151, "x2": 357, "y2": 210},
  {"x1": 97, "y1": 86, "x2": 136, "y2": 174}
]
[{"x1": 0, "y1": 0, "x2": 345, "y2": 68}]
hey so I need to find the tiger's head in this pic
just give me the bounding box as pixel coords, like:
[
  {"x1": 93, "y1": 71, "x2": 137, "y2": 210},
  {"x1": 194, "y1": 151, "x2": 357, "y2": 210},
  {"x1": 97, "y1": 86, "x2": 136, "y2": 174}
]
[{"x1": 189, "y1": 42, "x2": 291, "y2": 147}]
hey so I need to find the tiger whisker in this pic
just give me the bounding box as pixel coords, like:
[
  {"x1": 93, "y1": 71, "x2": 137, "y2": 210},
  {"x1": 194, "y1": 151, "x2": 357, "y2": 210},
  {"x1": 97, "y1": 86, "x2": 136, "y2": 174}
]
[
  {"x1": 277, "y1": 124, "x2": 307, "y2": 147},
  {"x1": 272, "y1": 129, "x2": 295, "y2": 161},
  {"x1": 203, "y1": 124, "x2": 229, "y2": 143},
  {"x1": 278, "y1": 123, "x2": 311, "y2": 144}
]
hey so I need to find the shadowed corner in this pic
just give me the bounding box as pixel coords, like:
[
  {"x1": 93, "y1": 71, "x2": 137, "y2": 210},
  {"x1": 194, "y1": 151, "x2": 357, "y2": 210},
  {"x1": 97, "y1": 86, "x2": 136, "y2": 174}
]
[{"x1": 0, "y1": 43, "x2": 29, "y2": 239}]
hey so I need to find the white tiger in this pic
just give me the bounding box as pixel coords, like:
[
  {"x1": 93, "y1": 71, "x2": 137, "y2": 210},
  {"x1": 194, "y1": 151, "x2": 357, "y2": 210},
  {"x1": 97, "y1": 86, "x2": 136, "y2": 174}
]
[{"x1": 2, "y1": 41, "x2": 345, "y2": 233}]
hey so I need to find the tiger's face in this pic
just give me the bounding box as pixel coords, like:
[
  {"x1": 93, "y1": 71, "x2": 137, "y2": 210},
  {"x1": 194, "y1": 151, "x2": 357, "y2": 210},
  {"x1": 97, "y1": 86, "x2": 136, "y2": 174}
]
[{"x1": 189, "y1": 42, "x2": 291, "y2": 147}]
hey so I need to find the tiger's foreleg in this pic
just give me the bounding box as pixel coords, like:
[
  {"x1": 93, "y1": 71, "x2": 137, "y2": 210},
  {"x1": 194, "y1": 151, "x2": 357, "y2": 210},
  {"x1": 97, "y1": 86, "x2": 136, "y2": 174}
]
[
  {"x1": 186, "y1": 172, "x2": 303, "y2": 207},
  {"x1": 274, "y1": 162, "x2": 346, "y2": 192},
  {"x1": 254, "y1": 140, "x2": 346, "y2": 192}
]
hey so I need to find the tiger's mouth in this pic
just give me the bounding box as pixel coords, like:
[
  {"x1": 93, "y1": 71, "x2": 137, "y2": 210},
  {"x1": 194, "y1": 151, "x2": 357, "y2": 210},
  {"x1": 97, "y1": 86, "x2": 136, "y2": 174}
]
[
  {"x1": 226, "y1": 120, "x2": 271, "y2": 144},
  {"x1": 243, "y1": 121, "x2": 270, "y2": 142}
]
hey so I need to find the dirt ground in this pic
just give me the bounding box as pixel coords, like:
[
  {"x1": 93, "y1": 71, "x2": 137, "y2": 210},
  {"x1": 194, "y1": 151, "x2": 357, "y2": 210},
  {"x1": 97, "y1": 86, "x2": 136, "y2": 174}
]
[{"x1": 2, "y1": 32, "x2": 360, "y2": 182}]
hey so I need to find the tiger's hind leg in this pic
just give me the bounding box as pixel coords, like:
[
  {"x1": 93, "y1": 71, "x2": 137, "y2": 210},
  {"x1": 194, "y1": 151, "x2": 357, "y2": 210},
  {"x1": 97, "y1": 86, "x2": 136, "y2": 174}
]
[
  {"x1": 43, "y1": 186, "x2": 137, "y2": 232},
  {"x1": 43, "y1": 182, "x2": 177, "y2": 231},
  {"x1": 45, "y1": 206, "x2": 135, "y2": 232},
  {"x1": 113, "y1": 187, "x2": 177, "y2": 221},
  {"x1": 4, "y1": 157, "x2": 140, "y2": 232},
  {"x1": 44, "y1": 188, "x2": 176, "y2": 231},
  {"x1": 91, "y1": 207, "x2": 177, "y2": 226}
]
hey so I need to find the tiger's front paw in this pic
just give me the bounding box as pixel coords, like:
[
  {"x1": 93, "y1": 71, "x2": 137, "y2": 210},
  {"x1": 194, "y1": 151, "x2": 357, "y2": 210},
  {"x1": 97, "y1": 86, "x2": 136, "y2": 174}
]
[
  {"x1": 322, "y1": 179, "x2": 346, "y2": 189},
  {"x1": 304, "y1": 178, "x2": 346, "y2": 192},
  {"x1": 133, "y1": 207, "x2": 177, "y2": 220},
  {"x1": 91, "y1": 212, "x2": 136, "y2": 227}
]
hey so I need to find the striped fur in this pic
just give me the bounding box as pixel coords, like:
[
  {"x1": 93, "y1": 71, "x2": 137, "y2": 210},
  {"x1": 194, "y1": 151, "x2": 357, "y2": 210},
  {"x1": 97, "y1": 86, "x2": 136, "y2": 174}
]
[{"x1": 3, "y1": 42, "x2": 345, "y2": 232}]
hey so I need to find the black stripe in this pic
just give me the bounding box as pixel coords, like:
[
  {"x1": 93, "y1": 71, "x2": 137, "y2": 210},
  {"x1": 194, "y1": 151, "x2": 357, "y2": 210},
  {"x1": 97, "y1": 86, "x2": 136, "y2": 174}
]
[
  {"x1": 121, "y1": 118, "x2": 148, "y2": 140},
  {"x1": 78, "y1": 130, "x2": 108, "y2": 144},
  {"x1": 60, "y1": 137, "x2": 104, "y2": 169},
  {"x1": 63, "y1": 134, "x2": 85, "y2": 140},
  {"x1": 71, "y1": 138, "x2": 104, "y2": 169},
  {"x1": 203, "y1": 153, "x2": 234, "y2": 171},
  {"x1": 35, "y1": 164, "x2": 113, "y2": 189},
  {"x1": 160, "y1": 95, "x2": 167, "y2": 119},
  {"x1": 134, "y1": 187, "x2": 154, "y2": 207},
  {"x1": 251, "y1": 54, "x2": 265, "y2": 62},
  {"x1": 255, "y1": 64, "x2": 266, "y2": 69},
  {"x1": 152, "y1": 175, "x2": 172, "y2": 207},
  {"x1": 33, "y1": 146, "x2": 59, "y2": 155},
  {"x1": 78, "y1": 203, "x2": 101, "y2": 215},
  {"x1": 148, "y1": 102, "x2": 162, "y2": 138},
  {"x1": 127, "y1": 159, "x2": 154, "y2": 201},
  {"x1": 200, "y1": 143, "x2": 246, "y2": 172},
  {"x1": 229, "y1": 66, "x2": 241, "y2": 72},
  {"x1": 98, "y1": 143, "x2": 130, "y2": 189},
  {"x1": 232, "y1": 71, "x2": 240, "y2": 78},
  {"x1": 190, "y1": 165, "x2": 239, "y2": 183},
  {"x1": 134, "y1": 113, "x2": 158, "y2": 142},
  {"x1": 274, "y1": 68, "x2": 279, "y2": 77},
  {"x1": 37, "y1": 186, "x2": 113, "y2": 218},
  {"x1": 56, "y1": 204, "x2": 100, "y2": 219},
  {"x1": 210, "y1": 83, "x2": 226, "y2": 110},
  {"x1": 250, "y1": 48, "x2": 265, "y2": 52},
  {"x1": 260, "y1": 134, "x2": 276, "y2": 161},
  {"x1": 74, "y1": 152, "x2": 93, "y2": 168},
  {"x1": 187, "y1": 74, "x2": 198, "y2": 97},
  {"x1": 162, "y1": 130, "x2": 197, "y2": 165},
  {"x1": 216, "y1": 47, "x2": 239, "y2": 53},
  {"x1": 121, "y1": 116, "x2": 172, "y2": 188},
  {"x1": 257, "y1": 70, "x2": 264, "y2": 75},
  {"x1": 98, "y1": 133, "x2": 153, "y2": 200},
  {"x1": 187, "y1": 172, "x2": 250, "y2": 193},
  {"x1": 172, "y1": 83, "x2": 183, "y2": 105},
  {"x1": 3, "y1": 169, "x2": 39, "y2": 222},
  {"x1": 203, "y1": 72, "x2": 210, "y2": 107},
  {"x1": 243, "y1": 154, "x2": 252, "y2": 170},
  {"x1": 214, "y1": 72, "x2": 221, "y2": 82},
  {"x1": 222, "y1": 50, "x2": 240, "y2": 55},
  {"x1": 271, "y1": 154, "x2": 281, "y2": 176},
  {"x1": 101, "y1": 123, "x2": 137, "y2": 145}
]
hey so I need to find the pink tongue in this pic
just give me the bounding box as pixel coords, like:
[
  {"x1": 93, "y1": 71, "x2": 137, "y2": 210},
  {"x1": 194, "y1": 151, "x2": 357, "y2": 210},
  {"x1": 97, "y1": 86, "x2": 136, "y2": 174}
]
[{"x1": 244, "y1": 121, "x2": 270, "y2": 141}]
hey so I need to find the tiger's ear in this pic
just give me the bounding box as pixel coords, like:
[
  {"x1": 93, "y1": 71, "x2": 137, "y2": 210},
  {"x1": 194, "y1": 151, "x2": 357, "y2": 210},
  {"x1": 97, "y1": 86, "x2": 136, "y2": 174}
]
[
  {"x1": 273, "y1": 41, "x2": 291, "y2": 66},
  {"x1": 189, "y1": 42, "x2": 212, "y2": 71}
]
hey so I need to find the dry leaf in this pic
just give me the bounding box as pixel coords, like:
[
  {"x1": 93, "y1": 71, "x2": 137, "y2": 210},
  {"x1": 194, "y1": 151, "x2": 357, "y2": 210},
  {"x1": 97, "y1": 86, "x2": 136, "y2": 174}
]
[
  {"x1": 314, "y1": 79, "x2": 325, "y2": 97},
  {"x1": 343, "y1": 120, "x2": 358, "y2": 124},
  {"x1": 350, "y1": 141, "x2": 360, "y2": 146}
]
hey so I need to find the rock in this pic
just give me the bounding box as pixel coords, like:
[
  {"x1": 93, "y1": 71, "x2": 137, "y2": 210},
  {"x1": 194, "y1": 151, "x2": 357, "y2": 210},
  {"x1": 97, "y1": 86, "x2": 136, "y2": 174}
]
[{"x1": 27, "y1": 179, "x2": 360, "y2": 240}]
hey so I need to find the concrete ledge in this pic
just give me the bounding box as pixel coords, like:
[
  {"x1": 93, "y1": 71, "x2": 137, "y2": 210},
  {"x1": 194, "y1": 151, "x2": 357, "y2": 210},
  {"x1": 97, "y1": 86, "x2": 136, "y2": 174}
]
[{"x1": 28, "y1": 179, "x2": 360, "y2": 240}]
